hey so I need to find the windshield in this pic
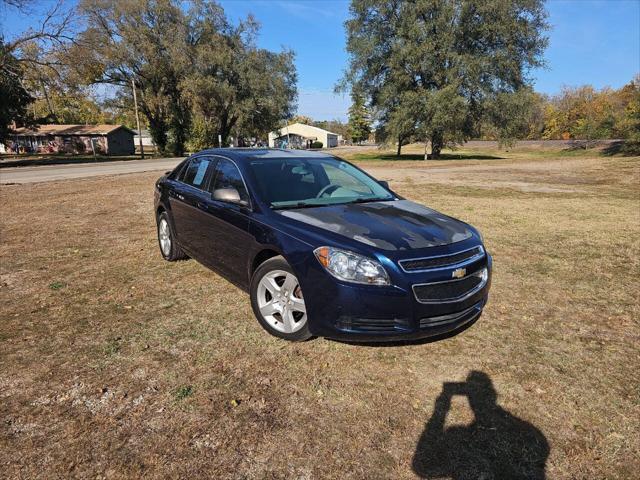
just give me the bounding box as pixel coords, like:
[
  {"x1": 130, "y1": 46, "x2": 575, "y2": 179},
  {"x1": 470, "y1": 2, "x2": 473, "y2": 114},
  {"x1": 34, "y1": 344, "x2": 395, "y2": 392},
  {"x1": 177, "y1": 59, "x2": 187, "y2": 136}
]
[{"x1": 247, "y1": 157, "x2": 394, "y2": 209}]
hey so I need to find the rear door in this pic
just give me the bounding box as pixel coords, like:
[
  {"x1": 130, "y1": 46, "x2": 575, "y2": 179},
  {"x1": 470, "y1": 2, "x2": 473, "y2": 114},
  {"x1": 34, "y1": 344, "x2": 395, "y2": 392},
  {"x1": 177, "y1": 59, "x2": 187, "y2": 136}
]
[{"x1": 168, "y1": 155, "x2": 216, "y2": 255}]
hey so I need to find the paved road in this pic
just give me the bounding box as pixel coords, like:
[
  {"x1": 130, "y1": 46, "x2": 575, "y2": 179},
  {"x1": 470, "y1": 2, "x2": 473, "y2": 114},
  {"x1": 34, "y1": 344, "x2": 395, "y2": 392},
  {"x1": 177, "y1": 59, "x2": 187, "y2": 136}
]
[{"x1": 0, "y1": 157, "x2": 183, "y2": 184}]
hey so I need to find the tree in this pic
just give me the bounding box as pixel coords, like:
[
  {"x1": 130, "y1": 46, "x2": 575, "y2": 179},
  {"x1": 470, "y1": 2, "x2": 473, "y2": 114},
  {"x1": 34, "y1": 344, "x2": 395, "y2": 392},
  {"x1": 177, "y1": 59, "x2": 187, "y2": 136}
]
[
  {"x1": 75, "y1": 0, "x2": 192, "y2": 154},
  {"x1": 289, "y1": 115, "x2": 314, "y2": 125},
  {"x1": 616, "y1": 76, "x2": 640, "y2": 154},
  {"x1": 180, "y1": 5, "x2": 296, "y2": 147},
  {"x1": 541, "y1": 85, "x2": 622, "y2": 143},
  {"x1": 314, "y1": 119, "x2": 350, "y2": 141},
  {"x1": 481, "y1": 88, "x2": 544, "y2": 145},
  {"x1": 348, "y1": 91, "x2": 371, "y2": 144},
  {"x1": 1, "y1": 0, "x2": 76, "y2": 140},
  {"x1": 0, "y1": 42, "x2": 33, "y2": 142},
  {"x1": 75, "y1": 0, "x2": 296, "y2": 152},
  {"x1": 341, "y1": 0, "x2": 548, "y2": 158}
]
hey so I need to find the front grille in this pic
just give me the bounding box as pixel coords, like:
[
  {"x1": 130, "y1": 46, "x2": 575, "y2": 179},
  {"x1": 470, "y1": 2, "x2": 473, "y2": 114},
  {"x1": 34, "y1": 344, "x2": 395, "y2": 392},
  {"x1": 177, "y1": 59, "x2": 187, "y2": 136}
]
[
  {"x1": 413, "y1": 269, "x2": 487, "y2": 303},
  {"x1": 400, "y1": 246, "x2": 484, "y2": 272},
  {"x1": 336, "y1": 316, "x2": 410, "y2": 333}
]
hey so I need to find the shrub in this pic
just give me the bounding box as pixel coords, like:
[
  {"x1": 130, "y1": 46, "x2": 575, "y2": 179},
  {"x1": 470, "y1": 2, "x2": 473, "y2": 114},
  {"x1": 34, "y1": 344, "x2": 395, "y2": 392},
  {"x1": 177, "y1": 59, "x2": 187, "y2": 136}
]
[{"x1": 310, "y1": 141, "x2": 323, "y2": 149}]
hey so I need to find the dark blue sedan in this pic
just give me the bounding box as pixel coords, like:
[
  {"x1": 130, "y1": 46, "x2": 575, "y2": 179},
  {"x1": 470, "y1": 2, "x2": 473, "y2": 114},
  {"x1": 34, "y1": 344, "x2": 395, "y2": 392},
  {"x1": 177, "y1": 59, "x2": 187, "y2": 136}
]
[{"x1": 154, "y1": 149, "x2": 491, "y2": 342}]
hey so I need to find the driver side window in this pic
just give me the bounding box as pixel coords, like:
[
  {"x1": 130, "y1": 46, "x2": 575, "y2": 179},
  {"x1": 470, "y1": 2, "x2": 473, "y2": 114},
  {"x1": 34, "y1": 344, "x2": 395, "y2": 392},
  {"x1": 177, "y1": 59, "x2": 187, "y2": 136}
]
[{"x1": 210, "y1": 158, "x2": 250, "y2": 203}]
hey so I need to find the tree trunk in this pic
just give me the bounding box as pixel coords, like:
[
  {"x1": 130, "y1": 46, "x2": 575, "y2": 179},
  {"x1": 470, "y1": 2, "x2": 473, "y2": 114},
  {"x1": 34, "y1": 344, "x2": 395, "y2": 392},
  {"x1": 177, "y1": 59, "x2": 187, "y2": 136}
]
[
  {"x1": 396, "y1": 135, "x2": 402, "y2": 156},
  {"x1": 430, "y1": 131, "x2": 444, "y2": 159},
  {"x1": 169, "y1": 101, "x2": 190, "y2": 156},
  {"x1": 423, "y1": 141, "x2": 429, "y2": 160},
  {"x1": 39, "y1": 78, "x2": 55, "y2": 119},
  {"x1": 147, "y1": 116, "x2": 168, "y2": 153}
]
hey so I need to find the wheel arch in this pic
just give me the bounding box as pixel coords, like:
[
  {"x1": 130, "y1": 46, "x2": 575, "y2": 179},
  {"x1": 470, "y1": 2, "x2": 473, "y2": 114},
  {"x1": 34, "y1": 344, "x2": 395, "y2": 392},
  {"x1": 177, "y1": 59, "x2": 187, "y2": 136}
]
[{"x1": 250, "y1": 248, "x2": 282, "y2": 278}]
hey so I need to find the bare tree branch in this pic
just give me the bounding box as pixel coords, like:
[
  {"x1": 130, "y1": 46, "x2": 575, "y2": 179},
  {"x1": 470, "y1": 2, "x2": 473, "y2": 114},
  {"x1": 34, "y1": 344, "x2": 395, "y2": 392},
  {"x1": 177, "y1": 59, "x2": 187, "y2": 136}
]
[{"x1": 5, "y1": 0, "x2": 77, "y2": 54}]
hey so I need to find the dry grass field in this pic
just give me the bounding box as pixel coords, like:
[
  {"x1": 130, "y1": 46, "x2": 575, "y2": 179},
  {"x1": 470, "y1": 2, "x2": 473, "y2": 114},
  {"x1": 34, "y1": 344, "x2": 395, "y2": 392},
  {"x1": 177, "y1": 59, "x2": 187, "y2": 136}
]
[{"x1": 1, "y1": 145, "x2": 639, "y2": 479}]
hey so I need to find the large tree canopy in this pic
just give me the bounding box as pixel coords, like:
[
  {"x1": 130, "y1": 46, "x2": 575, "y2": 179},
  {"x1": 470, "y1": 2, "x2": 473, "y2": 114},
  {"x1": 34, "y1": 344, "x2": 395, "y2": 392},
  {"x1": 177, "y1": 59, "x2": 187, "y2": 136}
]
[
  {"x1": 180, "y1": 5, "x2": 296, "y2": 149},
  {"x1": 341, "y1": 0, "x2": 549, "y2": 157},
  {"x1": 74, "y1": 0, "x2": 296, "y2": 154}
]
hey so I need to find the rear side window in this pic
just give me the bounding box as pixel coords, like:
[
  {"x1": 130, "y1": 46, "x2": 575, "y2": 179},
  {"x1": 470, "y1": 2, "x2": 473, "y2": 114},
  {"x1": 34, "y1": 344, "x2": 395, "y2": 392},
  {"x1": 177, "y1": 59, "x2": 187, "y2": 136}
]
[
  {"x1": 169, "y1": 158, "x2": 189, "y2": 180},
  {"x1": 180, "y1": 156, "x2": 212, "y2": 188},
  {"x1": 210, "y1": 158, "x2": 250, "y2": 203}
]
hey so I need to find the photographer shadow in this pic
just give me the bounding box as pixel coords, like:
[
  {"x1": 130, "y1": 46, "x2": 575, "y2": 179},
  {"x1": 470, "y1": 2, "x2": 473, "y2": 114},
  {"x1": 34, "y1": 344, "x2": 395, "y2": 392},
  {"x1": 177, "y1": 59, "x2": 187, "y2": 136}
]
[{"x1": 412, "y1": 371, "x2": 549, "y2": 479}]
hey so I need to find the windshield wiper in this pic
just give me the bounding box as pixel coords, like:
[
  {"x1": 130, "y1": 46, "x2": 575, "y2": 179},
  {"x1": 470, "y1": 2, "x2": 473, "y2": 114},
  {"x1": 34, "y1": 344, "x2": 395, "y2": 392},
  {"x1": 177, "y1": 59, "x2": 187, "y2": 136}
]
[
  {"x1": 271, "y1": 202, "x2": 323, "y2": 210},
  {"x1": 272, "y1": 197, "x2": 393, "y2": 210},
  {"x1": 341, "y1": 197, "x2": 392, "y2": 205}
]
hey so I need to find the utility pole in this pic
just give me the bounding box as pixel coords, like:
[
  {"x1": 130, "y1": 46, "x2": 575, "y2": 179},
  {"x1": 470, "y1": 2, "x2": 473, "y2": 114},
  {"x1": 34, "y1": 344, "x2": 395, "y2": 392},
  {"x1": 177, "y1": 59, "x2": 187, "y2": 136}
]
[{"x1": 131, "y1": 78, "x2": 144, "y2": 159}]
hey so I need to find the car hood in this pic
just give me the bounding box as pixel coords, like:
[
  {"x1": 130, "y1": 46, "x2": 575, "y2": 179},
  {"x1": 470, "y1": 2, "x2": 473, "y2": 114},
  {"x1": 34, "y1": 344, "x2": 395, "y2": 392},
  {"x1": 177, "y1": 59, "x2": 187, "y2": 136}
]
[{"x1": 276, "y1": 200, "x2": 473, "y2": 251}]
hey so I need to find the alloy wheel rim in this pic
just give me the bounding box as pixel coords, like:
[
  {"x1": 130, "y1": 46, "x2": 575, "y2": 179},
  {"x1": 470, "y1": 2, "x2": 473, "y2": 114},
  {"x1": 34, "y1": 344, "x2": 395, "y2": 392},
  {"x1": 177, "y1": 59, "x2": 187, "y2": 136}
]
[
  {"x1": 257, "y1": 270, "x2": 307, "y2": 333},
  {"x1": 159, "y1": 218, "x2": 171, "y2": 256}
]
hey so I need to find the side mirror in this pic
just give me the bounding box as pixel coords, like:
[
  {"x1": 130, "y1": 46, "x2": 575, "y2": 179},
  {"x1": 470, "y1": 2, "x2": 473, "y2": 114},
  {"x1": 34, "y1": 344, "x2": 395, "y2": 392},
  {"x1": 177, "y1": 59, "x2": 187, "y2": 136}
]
[
  {"x1": 213, "y1": 187, "x2": 247, "y2": 206},
  {"x1": 379, "y1": 180, "x2": 390, "y2": 190}
]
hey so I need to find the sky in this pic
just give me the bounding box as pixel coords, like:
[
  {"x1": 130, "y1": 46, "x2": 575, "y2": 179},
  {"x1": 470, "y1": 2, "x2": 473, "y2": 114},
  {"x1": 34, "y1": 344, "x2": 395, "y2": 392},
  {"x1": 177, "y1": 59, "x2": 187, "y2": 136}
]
[{"x1": 2, "y1": 0, "x2": 639, "y2": 121}]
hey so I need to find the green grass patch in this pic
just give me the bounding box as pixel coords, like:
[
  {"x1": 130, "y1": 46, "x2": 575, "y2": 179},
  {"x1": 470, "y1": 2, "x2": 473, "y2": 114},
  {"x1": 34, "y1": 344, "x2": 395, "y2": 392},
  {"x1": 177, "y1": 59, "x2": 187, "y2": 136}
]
[
  {"x1": 49, "y1": 281, "x2": 67, "y2": 290},
  {"x1": 175, "y1": 385, "x2": 194, "y2": 400}
]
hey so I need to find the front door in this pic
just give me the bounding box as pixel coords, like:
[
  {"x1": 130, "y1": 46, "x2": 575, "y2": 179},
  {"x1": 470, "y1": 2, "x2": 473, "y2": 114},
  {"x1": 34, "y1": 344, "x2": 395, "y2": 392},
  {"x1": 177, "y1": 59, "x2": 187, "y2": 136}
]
[{"x1": 196, "y1": 157, "x2": 254, "y2": 287}]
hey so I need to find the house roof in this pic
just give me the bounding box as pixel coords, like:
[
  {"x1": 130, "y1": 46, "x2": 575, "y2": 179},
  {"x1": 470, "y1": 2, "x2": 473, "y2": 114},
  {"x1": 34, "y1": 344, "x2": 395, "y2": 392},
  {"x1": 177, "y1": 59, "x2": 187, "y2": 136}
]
[
  {"x1": 13, "y1": 124, "x2": 135, "y2": 136},
  {"x1": 271, "y1": 123, "x2": 339, "y2": 137}
]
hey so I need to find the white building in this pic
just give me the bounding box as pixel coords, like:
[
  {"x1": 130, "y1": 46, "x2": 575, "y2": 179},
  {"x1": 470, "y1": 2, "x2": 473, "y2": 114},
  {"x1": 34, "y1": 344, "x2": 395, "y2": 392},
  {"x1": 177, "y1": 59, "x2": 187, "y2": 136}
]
[
  {"x1": 133, "y1": 129, "x2": 157, "y2": 153},
  {"x1": 268, "y1": 123, "x2": 339, "y2": 149}
]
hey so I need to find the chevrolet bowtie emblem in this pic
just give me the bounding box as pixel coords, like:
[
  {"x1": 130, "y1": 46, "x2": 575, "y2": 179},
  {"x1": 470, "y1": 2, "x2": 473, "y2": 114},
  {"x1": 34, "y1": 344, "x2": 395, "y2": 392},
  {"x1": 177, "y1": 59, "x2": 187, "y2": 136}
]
[{"x1": 452, "y1": 268, "x2": 466, "y2": 279}]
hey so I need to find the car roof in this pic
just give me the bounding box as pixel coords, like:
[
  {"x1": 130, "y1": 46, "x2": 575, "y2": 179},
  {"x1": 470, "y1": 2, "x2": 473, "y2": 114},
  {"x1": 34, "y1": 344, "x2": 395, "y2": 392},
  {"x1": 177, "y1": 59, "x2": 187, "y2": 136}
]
[{"x1": 196, "y1": 148, "x2": 337, "y2": 162}]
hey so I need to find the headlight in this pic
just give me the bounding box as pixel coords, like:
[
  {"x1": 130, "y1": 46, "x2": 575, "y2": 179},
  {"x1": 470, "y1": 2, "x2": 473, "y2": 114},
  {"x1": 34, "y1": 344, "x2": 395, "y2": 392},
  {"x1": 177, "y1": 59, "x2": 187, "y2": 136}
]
[{"x1": 314, "y1": 246, "x2": 390, "y2": 285}]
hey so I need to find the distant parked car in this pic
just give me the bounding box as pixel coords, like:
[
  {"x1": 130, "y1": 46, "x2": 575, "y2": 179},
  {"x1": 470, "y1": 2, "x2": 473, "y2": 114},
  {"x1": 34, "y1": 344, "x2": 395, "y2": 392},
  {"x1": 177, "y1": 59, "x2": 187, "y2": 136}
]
[{"x1": 154, "y1": 149, "x2": 491, "y2": 342}]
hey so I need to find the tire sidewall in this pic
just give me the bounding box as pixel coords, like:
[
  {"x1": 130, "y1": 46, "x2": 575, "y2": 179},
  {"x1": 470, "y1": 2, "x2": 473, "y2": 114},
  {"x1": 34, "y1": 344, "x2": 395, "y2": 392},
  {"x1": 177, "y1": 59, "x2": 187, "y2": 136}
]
[
  {"x1": 250, "y1": 256, "x2": 312, "y2": 342},
  {"x1": 157, "y1": 211, "x2": 177, "y2": 261}
]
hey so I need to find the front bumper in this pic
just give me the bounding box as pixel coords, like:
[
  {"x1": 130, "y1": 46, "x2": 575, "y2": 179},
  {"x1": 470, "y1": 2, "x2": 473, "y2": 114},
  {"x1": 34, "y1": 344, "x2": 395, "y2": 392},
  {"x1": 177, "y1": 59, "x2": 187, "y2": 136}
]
[{"x1": 302, "y1": 250, "x2": 492, "y2": 342}]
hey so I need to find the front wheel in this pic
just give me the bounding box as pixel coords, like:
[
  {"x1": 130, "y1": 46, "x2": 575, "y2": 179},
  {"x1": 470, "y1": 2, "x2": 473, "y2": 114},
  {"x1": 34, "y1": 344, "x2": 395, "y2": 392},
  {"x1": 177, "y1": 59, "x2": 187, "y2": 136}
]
[{"x1": 250, "y1": 256, "x2": 312, "y2": 341}]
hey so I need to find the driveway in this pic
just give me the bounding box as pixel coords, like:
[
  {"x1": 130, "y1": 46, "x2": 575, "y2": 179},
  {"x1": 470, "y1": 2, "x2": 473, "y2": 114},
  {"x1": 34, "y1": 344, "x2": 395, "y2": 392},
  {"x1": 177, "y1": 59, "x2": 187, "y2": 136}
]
[{"x1": 0, "y1": 157, "x2": 183, "y2": 184}]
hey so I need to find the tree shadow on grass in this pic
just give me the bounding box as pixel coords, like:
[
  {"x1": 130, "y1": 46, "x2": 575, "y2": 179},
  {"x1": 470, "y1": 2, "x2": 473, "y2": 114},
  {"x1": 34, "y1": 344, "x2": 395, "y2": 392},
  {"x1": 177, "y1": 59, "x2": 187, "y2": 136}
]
[
  {"x1": 600, "y1": 140, "x2": 640, "y2": 157},
  {"x1": 412, "y1": 371, "x2": 549, "y2": 479},
  {"x1": 352, "y1": 152, "x2": 504, "y2": 161}
]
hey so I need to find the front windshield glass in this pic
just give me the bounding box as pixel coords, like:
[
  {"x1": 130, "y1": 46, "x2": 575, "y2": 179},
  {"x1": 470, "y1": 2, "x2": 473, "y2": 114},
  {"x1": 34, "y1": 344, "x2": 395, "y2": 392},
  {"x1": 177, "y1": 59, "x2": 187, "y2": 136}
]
[{"x1": 247, "y1": 157, "x2": 393, "y2": 209}]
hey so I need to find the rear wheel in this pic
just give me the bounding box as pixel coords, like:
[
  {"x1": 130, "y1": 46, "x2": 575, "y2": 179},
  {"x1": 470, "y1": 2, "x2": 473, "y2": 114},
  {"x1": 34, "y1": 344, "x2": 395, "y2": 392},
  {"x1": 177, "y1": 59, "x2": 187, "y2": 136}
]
[
  {"x1": 250, "y1": 256, "x2": 312, "y2": 341},
  {"x1": 157, "y1": 211, "x2": 187, "y2": 261}
]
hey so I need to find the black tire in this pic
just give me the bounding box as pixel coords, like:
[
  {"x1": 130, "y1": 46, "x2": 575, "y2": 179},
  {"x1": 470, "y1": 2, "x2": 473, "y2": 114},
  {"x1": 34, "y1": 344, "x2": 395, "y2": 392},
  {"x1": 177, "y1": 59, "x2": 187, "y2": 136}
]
[
  {"x1": 250, "y1": 256, "x2": 312, "y2": 342},
  {"x1": 157, "y1": 211, "x2": 188, "y2": 261}
]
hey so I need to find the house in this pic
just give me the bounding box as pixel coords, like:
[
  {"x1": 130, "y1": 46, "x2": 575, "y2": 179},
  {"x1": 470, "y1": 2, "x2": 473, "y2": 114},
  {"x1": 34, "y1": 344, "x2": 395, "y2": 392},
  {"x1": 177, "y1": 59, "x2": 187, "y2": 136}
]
[
  {"x1": 11, "y1": 124, "x2": 136, "y2": 155},
  {"x1": 268, "y1": 123, "x2": 339, "y2": 149}
]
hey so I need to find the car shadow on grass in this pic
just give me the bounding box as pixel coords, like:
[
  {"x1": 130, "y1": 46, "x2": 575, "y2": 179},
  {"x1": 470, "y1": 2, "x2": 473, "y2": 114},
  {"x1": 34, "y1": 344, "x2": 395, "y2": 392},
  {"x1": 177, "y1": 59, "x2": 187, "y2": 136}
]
[{"x1": 412, "y1": 371, "x2": 549, "y2": 479}]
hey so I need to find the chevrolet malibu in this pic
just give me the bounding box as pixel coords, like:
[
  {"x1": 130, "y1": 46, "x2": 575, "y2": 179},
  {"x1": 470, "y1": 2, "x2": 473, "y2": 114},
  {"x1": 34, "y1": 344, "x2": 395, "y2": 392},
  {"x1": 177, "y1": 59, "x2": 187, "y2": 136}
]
[{"x1": 154, "y1": 149, "x2": 491, "y2": 342}]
